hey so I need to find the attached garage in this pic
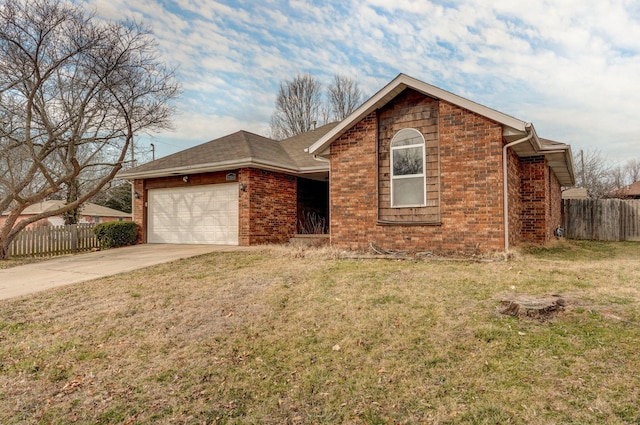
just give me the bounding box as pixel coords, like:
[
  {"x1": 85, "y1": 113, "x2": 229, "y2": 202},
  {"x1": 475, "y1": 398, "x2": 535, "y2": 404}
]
[
  {"x1": 120, "y1": 127, "x2": 337, "y2": 247},
  {"x1": 147, "y1": 183, "x2": 239, "y2": 245}
]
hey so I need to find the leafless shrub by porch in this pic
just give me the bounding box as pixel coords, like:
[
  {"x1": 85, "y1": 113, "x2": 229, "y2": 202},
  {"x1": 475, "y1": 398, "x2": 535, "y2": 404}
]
[{"x1": 297, "y1": 209, "x2": 327, "y2": 234}]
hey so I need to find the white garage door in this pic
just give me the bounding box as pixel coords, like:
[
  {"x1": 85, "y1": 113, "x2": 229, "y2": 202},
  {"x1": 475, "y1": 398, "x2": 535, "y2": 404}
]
[{"x1": 147, "y1": 184, "x2": 239, "y2": 245}]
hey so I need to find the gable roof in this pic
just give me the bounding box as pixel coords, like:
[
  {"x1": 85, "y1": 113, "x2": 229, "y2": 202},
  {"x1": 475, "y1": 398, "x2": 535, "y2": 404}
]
[
  {"x1": 308, "y1": 73, "x2": 527, "y2": 156},
  {"x1": 3, "y1": 200, "x2": 131, "y2": 217},
  {"x1": 307, "y1": 73, "x2": 574, "y2": 186},
  {"x1": 119, "y1": 123, "x2": 338, "y2": 180}
]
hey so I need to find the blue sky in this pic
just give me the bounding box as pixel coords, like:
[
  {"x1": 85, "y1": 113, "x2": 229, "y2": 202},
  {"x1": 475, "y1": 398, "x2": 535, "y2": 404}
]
[{"x1": 81, "y1": 0, "x2": 640, "y2": 165}]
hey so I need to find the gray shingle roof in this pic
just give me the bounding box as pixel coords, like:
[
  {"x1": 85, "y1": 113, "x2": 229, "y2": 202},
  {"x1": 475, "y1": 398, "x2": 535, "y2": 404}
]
[
  {"x1": 280, "y1": 122, "x2": 339, "y2": 169},
  {"x1": 119, "y1": 123, "x2": 338, "y2": 179}
]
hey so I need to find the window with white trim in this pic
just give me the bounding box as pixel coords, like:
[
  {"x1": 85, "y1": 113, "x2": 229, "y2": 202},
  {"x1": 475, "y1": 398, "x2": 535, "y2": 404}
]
[{"x1": 390, "y1": 128, "x2": 426, "y2": 207}]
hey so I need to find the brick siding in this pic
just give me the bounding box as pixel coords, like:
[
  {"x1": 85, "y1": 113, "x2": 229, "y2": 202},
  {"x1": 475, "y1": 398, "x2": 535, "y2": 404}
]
[
  {"x1": 329, "y1": 90, "x2": 507, "y2": 254},
  {"x1": 239, "y1": 168, "x2": 297, "y2": 245},
  {"x1": 520, "y1": 156, "x2": 549, "y2": 244},
  {"x1": 506, "y1": 148, "x2": 523, "y2": 247},
  {"x1": 132, "y1": 178, "x2": 145, "y2": 242}
]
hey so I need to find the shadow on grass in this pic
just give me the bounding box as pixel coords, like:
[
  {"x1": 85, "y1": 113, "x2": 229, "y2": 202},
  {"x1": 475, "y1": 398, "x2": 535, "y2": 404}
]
[{"x1": 520, "y1": 239, "x2": 640, "y2": 261}]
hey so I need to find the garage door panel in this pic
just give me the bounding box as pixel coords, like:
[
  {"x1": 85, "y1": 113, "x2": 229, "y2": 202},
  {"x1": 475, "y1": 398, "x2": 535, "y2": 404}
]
[{"x1": 148, "y1": 184, "x2": 239, "y2": 245}]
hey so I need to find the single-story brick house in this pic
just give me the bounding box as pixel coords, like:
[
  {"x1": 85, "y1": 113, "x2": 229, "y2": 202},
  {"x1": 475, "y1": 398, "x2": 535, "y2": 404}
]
[
  {"x1": 120, "y1": 74, "x2": 575, "y2": 253},
  {"x1": 0, "y1": 200, "x2": 131, "y2": 229}
]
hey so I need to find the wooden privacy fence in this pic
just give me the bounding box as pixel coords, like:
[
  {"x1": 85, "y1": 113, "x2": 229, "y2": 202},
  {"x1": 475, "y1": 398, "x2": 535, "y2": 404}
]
[
  {"x1": 9, "y1": 223, "x2": 99, "y2": 257},
  {"x1": 563, "y1": 199, "x2": 640, "y2": 241}
]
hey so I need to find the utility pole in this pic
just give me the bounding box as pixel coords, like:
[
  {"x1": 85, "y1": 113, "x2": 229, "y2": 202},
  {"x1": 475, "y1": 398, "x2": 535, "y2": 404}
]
[
  {"x1": 130, "y1": 140, "x2": 135, "y2": 168},
  {"x1": 580, "y1": 149, "x2": 585, "y2": 187}
]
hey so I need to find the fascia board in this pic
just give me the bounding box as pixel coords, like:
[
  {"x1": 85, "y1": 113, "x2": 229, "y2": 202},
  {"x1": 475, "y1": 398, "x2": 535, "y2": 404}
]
[
  {"x1": 118, "y1": 157, "x2": 317, "y2": 180},
  {"x1": 400, "y1": 74, "x2": 529, "y2": 132},
  {"x1": 118, "y1": 158, "x2": 256, "y2": 179},
  {"x1": 297, "y1": 165, "x2": 330, "y2": 174}
]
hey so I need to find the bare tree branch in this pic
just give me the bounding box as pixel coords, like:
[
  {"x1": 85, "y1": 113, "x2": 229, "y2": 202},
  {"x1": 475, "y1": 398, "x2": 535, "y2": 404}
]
[
  {"x1": 269, "y1": 73, "x2": 363, "y2": 140},
  {"x1": 327, "y1": 74, "x2": 362, "y2": 121},
  {"x1": 269, "y1": 73, "x2": 322, "y2": 140},
  {"x1": 623, "y1": 158, "x2": 640, "y2": 184},
  {"x1": 573, "y1": 149, "x2": 616, "y2": 198}
]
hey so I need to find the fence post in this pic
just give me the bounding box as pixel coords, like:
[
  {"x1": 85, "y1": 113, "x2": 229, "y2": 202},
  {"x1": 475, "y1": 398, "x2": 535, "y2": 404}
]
[{"x1": 71, "y1": 223, "x2": 78, "y2": 253}]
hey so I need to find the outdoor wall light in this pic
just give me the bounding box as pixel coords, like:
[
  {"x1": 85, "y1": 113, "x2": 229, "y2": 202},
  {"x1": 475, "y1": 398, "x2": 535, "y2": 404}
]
[
  {"x1": 239, "y1": 182, "x2": 247, "y2": 192},
  {"x1": 134, "y1": 191, "x2": 141, "y2": 199},
  {"x1": 182, "y1": 175, "x2": 189, "y2": 183}
]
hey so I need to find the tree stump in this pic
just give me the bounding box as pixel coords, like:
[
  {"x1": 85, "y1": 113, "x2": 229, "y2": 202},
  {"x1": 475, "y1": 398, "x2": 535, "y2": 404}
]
[{"x1": 500, "y1": 295, "x2": 567, "y2": 320}]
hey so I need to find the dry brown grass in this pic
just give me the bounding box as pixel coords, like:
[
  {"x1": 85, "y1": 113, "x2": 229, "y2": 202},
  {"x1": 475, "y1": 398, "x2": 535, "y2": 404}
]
[{"x1": 1, "y1": 240, "x2": 640, "y2": 424}]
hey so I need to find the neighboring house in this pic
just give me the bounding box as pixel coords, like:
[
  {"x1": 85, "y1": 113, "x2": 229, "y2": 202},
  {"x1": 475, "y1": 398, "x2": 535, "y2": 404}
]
[
  {"x1": 119, "y1": 74, "x2": 575, "y2": 253},
  {"x1": 562, "y1": 187, "x2": 588, "y2": 200},
  {"x1": 0, "y1": 200, "x2": 132, "y2": 229},
  {"x1": 610, "y1": 181, "x2": 640, "y2": 199}
]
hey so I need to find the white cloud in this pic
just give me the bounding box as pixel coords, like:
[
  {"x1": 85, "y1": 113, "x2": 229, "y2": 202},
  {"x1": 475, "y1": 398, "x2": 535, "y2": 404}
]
[{"x1": 77, "y1": 0, "x2": 639, "y2": 163}]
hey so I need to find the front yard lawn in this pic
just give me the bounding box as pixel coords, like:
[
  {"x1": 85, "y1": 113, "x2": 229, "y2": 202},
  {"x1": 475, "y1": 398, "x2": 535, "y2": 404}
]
[{"x1": 1, "y1": 241, "x2": 639, "y2": 424}]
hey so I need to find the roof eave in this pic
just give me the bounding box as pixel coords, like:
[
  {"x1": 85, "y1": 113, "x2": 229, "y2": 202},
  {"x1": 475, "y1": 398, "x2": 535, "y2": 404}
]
[
  {"x1": 118, "y1": 157, "x2": 324, "y2": 180},
  {"x1": 297, "y1": 164, "x2": 329, "y2": 174},
  {"x1": 542, "y1": 147, "x2": 576, "y2": 187}
]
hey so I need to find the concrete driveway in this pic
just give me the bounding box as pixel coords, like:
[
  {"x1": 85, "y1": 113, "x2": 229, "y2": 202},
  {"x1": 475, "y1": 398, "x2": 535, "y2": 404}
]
[{"x1": 0, "y1": 244, "x2": 250, "y2": 301}]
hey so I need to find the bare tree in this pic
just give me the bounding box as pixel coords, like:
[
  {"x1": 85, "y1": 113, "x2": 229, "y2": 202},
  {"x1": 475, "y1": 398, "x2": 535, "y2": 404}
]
[
  {"x1": 623, "y1": 158, "x2": 640, "y2": 184},
  {"x1": 607, "y1": 158, "x2": 640, "y2": 197},
  {"x1": 327, "y1": 74, "x2": 363, "y2": 121},
  {"x1": 270, "y1": 73, "x2": 364, "y2": 139},
  {"x1": 270, "y1": 74, "x2": 323, "y2": 140},
  {"x1": 0, "y1": 0, "x2": 180, "y2": 258},
  {"x1": 573, "y1": 149, "x2": 617, "y2": 198},
  {"x1": 610, "y1": 165, "x2": 626, "y2": 192}
]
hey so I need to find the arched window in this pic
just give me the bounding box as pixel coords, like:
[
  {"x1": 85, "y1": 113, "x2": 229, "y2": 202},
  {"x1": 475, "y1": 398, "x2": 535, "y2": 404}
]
[{"x1": 390, "y1": 128, "x2": 426, "y2": 207}]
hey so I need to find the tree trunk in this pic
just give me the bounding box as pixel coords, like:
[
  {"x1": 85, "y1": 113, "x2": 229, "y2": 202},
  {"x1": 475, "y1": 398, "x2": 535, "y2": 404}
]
[
  {"x1": 0, "y1": 215, "x2": 19, "y2": 260},
  {"x1": 0, "y1": 238, "x2": 9, "y2": 260},
  {"x1": 501, "y1": 295, "x2": 567, "y2": 320},
  {"x1": 64, "y1": 179, "x2": 81, "y2": 225}
]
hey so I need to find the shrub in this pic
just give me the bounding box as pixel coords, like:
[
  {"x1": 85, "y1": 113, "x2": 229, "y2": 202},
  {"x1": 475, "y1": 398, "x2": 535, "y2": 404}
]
[{"x1": 93, "y1": 221, "x2": 138, "y2": 249}]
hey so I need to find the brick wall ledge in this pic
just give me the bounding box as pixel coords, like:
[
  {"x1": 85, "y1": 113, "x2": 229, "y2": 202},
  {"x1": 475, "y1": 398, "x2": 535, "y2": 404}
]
[{"x1": 376, "y1": 220, "x2": 442, "y2": 226}]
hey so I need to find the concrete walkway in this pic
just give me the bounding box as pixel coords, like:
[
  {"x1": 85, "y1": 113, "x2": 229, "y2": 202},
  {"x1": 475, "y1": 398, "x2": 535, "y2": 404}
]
[{"x1": 0, "y1": 244, "x2": 250, "y2": 301}]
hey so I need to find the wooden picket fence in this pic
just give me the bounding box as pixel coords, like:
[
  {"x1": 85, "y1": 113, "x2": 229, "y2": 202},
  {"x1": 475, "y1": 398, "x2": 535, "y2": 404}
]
[
  {"x1": 563, "y1": 199, "x2": 640, "y2": 242},
  {"x1": 8, "y1": 223, "x2": 99, "y2": 257}
]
